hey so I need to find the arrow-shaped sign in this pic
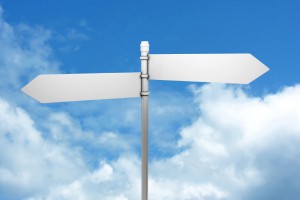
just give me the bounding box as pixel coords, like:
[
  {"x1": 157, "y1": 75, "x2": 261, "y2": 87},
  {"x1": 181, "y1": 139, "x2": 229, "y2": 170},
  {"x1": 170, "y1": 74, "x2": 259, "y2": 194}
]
[
  {"x1": 22, "y1": 72, "x2": 141, "y2": 103},
  {"x1": 149, "y1": 54, "x2": 269, "y2": 84}
]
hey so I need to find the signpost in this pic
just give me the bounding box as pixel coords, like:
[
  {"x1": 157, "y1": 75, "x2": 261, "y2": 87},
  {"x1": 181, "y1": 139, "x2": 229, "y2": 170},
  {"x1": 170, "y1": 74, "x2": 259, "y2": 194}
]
[{"x1": 22, "y1": 41, "x2": 269, "y2": 200}]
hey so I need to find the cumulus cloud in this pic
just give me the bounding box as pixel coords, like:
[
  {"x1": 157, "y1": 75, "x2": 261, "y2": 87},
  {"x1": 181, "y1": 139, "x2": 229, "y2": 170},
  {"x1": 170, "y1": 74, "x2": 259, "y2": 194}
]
[
  {"x1": 149, "y1": 84, "x2": 300, "y2": 200},
  {"x1": 0, "y1": 96, "x2": 139, "y2": 199},
  {"x1": 0, "y1": 98, "x2": 86, "y2": 199},
  {"x1": 3, "y1": 82, "x2": 300, "y2": 200}
]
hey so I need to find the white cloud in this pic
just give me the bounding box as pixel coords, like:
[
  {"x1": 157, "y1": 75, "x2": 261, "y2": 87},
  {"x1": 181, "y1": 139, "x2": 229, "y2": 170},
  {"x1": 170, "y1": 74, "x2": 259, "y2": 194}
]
[
  {"x1": 66, "y1": 28, "x2": 89, "y2": 41},
  {"x1": 138, "y1": 84, "x2": 300, "y2": 200},
  {"x1": 0, "y1": 98, "x2": 87, "y2": 199},
  {"x1": 0, "y1": 96, "x2": 141, "y2": 200},
  {"x1": 27, "y1": 154, "x2": 141, "y2": 200},
  {"x1": 0, "y1": 18, "x2": 60, "y2": 88},
  {"x1": 0, "y1": 6, "x2": 60, "y2": 109},
  {"x1": 169, "y1": 84, "x2": 300, "y2": 199}
]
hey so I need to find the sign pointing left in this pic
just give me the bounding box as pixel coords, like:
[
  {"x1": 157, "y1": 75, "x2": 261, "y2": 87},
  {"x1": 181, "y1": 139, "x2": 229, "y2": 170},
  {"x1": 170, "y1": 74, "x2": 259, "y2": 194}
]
[{"x1": 22, "y1": 72, "x2": 141, "y2": 103}]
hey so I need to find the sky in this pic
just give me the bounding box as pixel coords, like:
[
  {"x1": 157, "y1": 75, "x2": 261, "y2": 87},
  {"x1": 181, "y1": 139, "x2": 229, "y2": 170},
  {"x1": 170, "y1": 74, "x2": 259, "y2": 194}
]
[{"x1": 0, "y1": 0, "x2": 300, "y2": 199}]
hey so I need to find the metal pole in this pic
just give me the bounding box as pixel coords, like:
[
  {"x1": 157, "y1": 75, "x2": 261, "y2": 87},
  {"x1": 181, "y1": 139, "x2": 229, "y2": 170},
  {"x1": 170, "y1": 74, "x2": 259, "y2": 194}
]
[{"x1": 140, "y1": 41, "x2": 149, "y2": 200}]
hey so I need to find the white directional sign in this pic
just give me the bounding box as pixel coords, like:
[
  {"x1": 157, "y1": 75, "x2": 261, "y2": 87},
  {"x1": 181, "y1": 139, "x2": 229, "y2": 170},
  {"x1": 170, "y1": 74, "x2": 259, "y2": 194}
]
[
  {"x1": 148, "y1": 54, "x2": 269, "y2": 84},
  {"x1": 22, "y1": 72, "x2": 141, "y2": 103}
]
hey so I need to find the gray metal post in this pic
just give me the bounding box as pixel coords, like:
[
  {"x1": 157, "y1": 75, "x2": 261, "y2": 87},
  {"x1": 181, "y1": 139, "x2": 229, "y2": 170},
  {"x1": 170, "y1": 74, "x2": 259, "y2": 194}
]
[{"x1": 140, "y1": 41, "x2": 149, "y2": 200}]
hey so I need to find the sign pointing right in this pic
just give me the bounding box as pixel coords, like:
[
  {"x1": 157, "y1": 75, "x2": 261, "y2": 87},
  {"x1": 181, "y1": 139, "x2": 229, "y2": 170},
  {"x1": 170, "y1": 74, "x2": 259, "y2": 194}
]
[{"x1": 148, "y1": 54, "x2": 269, "y2": 84}]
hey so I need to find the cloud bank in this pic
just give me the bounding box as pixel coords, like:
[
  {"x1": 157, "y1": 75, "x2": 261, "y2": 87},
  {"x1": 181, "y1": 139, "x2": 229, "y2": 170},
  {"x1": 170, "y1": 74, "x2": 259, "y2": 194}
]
[
  {"x1": 1, "y1": 5, "x2": 300, "y2": 200},
  {"x1": 149, "y1": 84, "x2": 300, "y2": 200}
]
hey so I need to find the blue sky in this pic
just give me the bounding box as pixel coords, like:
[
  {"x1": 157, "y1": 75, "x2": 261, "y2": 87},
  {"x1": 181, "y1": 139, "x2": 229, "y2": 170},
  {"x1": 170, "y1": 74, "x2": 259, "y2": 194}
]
[{"x1": 0, "y1": 0, "x2": 300, "y2": 199}]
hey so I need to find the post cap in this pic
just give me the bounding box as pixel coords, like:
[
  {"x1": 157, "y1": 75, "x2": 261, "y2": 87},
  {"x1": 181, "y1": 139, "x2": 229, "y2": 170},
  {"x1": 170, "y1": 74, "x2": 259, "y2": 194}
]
[{"x1": 140, "y1": 41, "x2": 149, "y2": 52}]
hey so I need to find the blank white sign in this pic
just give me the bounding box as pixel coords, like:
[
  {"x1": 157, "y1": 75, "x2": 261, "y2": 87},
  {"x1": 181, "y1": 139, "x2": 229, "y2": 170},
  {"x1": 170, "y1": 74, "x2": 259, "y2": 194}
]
[
  {"x1": 148, "y1": 54, "x2": 269, "y2": 84},
  {"x1": 22, "y1": 73, "x2": 141, "y2": 103}
]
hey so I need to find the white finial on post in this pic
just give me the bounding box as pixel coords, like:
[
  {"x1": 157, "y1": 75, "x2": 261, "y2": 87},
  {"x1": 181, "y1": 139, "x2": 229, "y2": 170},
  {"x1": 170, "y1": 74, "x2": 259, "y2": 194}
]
[{"x1": 140, "y1": 41, "x2": 149, "y2": 54}]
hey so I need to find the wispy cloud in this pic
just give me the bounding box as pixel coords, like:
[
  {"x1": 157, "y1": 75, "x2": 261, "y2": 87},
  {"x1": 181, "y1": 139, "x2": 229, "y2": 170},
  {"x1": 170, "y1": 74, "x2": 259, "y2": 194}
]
[
  {"x1": 66, "y1": 28, "x2": 89, "y2": 41},
  {"x1": 0, "y1": 8, "x2": 60, "y2": 107},
  {"x1": 55, "y1": 27, "x2": 90, "y2": 53}
]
